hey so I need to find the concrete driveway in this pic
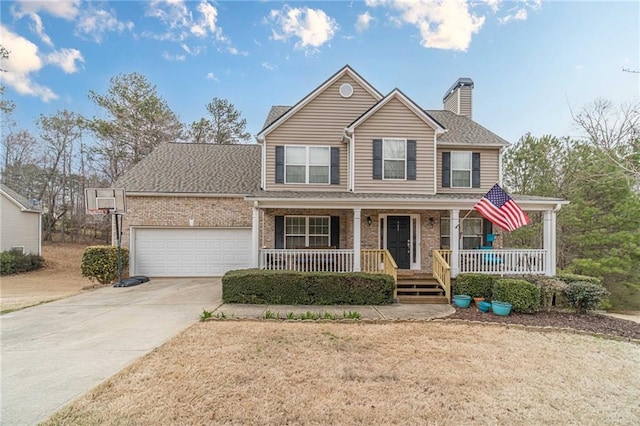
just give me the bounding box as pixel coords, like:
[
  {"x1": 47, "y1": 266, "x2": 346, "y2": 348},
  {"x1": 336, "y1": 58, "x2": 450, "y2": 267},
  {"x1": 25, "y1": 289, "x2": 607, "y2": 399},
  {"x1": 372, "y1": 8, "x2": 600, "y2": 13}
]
[{"x1": 1, "y1": 278, "x2": 221, "y2": 426}]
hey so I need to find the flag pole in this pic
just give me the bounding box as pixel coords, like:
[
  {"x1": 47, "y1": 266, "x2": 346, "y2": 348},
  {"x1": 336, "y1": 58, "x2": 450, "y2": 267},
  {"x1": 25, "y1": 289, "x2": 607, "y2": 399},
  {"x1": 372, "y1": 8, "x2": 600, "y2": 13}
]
[{"x1": 455, "y1": 208, "x2": 475, "y2": 229}]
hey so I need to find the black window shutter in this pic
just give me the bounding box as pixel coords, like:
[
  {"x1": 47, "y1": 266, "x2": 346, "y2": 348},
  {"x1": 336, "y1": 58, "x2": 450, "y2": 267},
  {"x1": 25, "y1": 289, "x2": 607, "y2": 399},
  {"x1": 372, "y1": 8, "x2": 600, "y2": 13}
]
[
  {"x1": 275, "y1": 146, "x2": 284, "y2": 184},
  {"x1": 330, "y1": 216, "x2": 340, "y2": 248},
  {"x1": 407, "y1": 140, "x2": 416, "y2": 180},
  {"x1": 442, "y1": 152, "x2": 451, "y2": 187},
  {"x1": 472, "y1": 152, "x2": 481, "y2": 188},
  {"x1": 275, "y1": 216, "x2": 284, "y2": 249},
  {"x1": 330, "y1": 147, "x2": 340, "y2": 184},
  {"x1": 373, "y1": 139, "x2": 382, "y2": 179},
  {"x1": 483, "y1": 219, "x2": 493, "y2": 247}
]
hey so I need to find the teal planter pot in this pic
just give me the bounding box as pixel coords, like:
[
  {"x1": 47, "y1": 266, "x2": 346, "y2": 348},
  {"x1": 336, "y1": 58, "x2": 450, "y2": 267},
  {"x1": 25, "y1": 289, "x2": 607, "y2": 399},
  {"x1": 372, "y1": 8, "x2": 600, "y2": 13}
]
[
  {"x1": 453, "y1": 295, "x2": 472, "y2": 308},
  {"x1": 492, "y1": 301, "x2": 512, "y2": 316},
  {"x1": 478, "y1": 301, "x2": 492, "y2": 313}
]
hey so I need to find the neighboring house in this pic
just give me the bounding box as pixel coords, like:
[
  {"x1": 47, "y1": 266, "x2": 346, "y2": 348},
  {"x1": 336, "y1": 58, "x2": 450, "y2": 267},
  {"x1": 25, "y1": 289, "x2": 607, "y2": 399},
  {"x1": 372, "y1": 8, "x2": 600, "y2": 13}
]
[
  {"x1": 118, "y1": 65, "x2": 567, "y2": 302},
  {"x1": 0, "y1": 184, "x2": 42, "y2": 255}
]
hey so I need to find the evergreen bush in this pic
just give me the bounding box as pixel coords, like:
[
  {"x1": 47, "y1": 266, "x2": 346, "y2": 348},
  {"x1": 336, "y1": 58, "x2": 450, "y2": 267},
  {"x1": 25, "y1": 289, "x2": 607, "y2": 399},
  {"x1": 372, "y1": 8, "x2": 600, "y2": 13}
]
[{"x1": 81, "y1": 245, "x2": 129, "y2": 285}]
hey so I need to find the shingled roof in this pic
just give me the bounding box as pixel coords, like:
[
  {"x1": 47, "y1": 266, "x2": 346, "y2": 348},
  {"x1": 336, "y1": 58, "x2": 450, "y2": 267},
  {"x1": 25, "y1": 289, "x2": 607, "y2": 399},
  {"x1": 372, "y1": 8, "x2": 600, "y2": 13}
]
[
  {"x1": 0, "y1": 184, "x2": 41, "y2": 212},
  {"x1": 117, "y1": 143, "x2": 261, "y2": 194},
  {"x1": 426, "y1": 110, "x2": 509, "y2": 146},
  {"x1": 261, "y1": 105, "x2": 508, "y2": 146}
]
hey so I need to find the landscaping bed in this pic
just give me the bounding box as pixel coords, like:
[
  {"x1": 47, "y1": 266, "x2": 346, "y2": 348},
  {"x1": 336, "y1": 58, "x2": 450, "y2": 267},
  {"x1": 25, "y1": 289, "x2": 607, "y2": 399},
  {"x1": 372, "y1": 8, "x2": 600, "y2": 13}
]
[{"x1": 449, "y1": 307, "x2": 640, "y2": 340}]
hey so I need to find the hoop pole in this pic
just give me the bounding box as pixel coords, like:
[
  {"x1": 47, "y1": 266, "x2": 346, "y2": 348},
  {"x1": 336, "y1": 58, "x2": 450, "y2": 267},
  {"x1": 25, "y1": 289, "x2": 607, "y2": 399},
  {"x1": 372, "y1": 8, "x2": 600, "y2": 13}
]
[{"x1": 115, "y1": 213, "x2": 123, "y2": 286}]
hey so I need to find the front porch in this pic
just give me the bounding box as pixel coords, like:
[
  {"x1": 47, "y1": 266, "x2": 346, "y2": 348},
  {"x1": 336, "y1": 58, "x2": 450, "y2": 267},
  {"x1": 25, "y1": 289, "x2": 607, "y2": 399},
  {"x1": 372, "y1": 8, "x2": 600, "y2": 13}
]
[{"x1": 248, "y1": 194, "x2": 564, "y2": 304}]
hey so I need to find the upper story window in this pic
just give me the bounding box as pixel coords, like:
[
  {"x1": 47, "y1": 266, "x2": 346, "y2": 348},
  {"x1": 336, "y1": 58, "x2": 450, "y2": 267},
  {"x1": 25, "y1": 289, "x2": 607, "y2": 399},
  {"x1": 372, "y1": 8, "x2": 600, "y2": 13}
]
[
  {"x1": 442, "y1": 151, "x2": 480, "y2": 188},
  {"x1": 285, "y1": 146, "x2": 330, "y2": 184},
  {"x1": 451, "y1": 151, "x2": 471, "y2": 187},
  {"x1": 383, "y1": 138, "x2": 406, "y2": 180}
]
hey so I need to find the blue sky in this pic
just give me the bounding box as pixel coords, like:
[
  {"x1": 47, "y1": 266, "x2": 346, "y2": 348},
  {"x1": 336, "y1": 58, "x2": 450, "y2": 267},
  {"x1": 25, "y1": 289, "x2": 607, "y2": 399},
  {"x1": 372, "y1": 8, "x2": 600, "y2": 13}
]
[{"x1": 1, "y1": 0, "x2": 638, "y2": 144}]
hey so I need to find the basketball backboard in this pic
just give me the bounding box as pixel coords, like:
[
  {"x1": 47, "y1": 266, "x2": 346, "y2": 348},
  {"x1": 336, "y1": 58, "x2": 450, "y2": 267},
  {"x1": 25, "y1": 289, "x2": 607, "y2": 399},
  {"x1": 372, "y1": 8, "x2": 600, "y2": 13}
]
[{"x1": 85, "y1": 188, "x2": 126, "y2": 214}]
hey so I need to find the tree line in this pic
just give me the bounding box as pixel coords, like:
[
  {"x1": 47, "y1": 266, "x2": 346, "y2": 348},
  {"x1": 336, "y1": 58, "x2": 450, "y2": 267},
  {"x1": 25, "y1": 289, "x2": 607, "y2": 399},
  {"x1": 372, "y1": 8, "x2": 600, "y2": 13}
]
[{"x1": 1, "y1": 46, "x2": 251, "y2": 243}]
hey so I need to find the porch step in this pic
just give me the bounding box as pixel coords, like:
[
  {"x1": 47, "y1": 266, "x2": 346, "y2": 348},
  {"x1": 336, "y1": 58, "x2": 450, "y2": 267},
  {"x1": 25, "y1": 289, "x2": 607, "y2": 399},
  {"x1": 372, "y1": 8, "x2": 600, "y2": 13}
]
[{"x1": 396, "y1": 274, "x2": 447, "y2": 304}]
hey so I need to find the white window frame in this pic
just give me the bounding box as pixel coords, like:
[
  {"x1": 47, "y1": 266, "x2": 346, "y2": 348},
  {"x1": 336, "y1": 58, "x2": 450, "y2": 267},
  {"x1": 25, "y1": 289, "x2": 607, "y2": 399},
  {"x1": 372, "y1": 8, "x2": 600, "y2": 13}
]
[
  {"x1": 441, "y1": 217, "x2": 483, "y2": 249},
  {"x1": 451, "y1": 151, "x2": 472, "y2": 188},
  {"x1": 382, "y1": 138, "x2": 407, "y2": 180},
  {"x1": 284, "y1": 145, "x2": 331, "y2": 185},
  {"x1": 284, "y1": 216, "x2": 331, "y2": 248}
]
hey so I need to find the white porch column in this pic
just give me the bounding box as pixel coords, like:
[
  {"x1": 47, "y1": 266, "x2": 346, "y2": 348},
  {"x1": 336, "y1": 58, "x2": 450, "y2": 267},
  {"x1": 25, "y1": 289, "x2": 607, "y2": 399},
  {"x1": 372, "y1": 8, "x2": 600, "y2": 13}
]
[
  {"x1": 543, "y1": 209, "x2": 557, "y2": 276},
  {"x1": 251, "y1": 205, "x2": 260, "y2": 268},
  {"x1": 353, "y1": 208, "x2": 361, "y2": 272},
  {"x1": 450, "y1": 209, "x2": 460, "y2": 277}
]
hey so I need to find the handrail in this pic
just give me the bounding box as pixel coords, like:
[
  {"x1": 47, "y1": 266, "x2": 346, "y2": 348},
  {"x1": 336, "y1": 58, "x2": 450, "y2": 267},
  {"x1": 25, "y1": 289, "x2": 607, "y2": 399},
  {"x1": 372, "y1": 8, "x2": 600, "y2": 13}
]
[
  {"x1": 433, "y1": 250, "x2": 451, "y2": 302},
  {"x1": 361, "y1": 249, "x2": 398, "y2": 300}
]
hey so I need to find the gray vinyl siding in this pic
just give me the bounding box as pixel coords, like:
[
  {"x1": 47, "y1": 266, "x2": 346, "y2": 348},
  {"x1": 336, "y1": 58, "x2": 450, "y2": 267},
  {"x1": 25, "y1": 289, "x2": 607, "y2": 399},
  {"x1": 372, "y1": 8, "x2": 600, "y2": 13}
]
[
  {"x1": 459, "y1": 86, "x2": 472, "y2": 119},
  {"x1": 437, "y1": 147, "x2": 499, "y2": 193},
  {"x1": 354, "y1": 97, "x2": 435, "y2": 194},
  {"x1": 444, "y1": 92, "x2": 458, "y2": 115},
  {"x1": 0, "y1": 194, "x2": 40, "y2": 254},
  {"x1": 265, "y1": 74, "x2": 377, "y2": 191},
  {"x1": 443, "y1": 87, "x2": 472, "y2": 118}
]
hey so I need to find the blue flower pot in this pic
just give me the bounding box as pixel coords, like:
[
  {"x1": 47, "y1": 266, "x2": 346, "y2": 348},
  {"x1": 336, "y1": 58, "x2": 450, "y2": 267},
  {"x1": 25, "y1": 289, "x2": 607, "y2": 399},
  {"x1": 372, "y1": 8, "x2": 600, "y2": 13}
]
[
  {"x1": 492, "y1": 301, "x2": 512, "y2": 316},
  {"x1": 453, "y1": 295, "x2": 472, "y2": 308},
  {"x1": 478, "y1": 301, "x2": 492, "y2": 312}
]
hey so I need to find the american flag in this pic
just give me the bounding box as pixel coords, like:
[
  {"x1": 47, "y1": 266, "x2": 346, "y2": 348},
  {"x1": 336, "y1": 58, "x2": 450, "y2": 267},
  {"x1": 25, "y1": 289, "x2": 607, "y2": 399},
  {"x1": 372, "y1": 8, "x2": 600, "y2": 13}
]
[{"x1": 474, "y1": 184, "x2": 530, "y2": 232}]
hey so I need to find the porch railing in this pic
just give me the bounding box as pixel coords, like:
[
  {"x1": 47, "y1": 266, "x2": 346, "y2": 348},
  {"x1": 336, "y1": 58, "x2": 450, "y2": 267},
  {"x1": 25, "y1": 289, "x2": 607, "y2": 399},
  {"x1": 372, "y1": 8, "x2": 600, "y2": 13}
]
[
  {"x1": 459, "y1": 249, "x2": 546, "y2": 275},
  {"x1": 259, "y1": 249, "x2": 354, "y2": 272},
  {"x1": 362, "y1": 249, "x2": 398, "y2": 299},
  {"x1": 433, "y1": 250, "x2": 451, "y2": 302}
]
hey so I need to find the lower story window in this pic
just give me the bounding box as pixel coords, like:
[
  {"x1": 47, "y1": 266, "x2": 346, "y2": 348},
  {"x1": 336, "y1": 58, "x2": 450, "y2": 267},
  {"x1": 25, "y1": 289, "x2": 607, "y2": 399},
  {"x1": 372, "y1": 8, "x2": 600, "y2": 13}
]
[
  {"x1": 440, "y1": 217, "x2": 483, "y2": 249},
  {"x1": 285, "y1": 216, "x2": 330, "y2": 248}
]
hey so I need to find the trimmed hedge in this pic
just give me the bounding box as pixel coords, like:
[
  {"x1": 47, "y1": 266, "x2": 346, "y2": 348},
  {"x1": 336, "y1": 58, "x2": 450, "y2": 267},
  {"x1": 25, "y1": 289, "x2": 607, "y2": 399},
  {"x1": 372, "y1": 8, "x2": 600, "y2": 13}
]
[
  {"x1": 222, "y1": 269, "x2": 395, "y2": 305},
  {"x1": 81, "y1": 245, "x2": 129, "y2": 285},
  {"x1": 0, "y1": 251, "x2": 45, "y2": 276},
  {"x1": 492, "y1": 278, "x2": 541, "y2": 313},
  {"x1": 453, "y1": 273, "x2": 496, "y2": 299},
  {"x1": 557, "y1": 273, "x2": 601, "y2": 286},
  {"x1": 565, "y1": 281, "x2": 610, "y2": 314}
]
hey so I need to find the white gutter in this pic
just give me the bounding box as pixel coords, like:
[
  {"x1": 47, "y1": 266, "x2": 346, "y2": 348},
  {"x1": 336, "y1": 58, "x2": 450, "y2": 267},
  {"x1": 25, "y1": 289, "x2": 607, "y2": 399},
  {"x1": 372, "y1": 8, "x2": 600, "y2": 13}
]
[{"x1": 343, "y1": 128, "x2": 355, "y2": 192}]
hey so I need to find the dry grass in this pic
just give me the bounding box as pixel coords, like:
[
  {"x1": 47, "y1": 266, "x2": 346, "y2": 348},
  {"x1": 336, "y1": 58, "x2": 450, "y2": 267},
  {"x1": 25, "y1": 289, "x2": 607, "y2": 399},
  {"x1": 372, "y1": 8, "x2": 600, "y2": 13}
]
[
  {"x1": 0, "y1": 243, "x2": 91, "y2": 312},
  {"x1": 45, "y1": 321, "x2": 640, "y2": 425}
]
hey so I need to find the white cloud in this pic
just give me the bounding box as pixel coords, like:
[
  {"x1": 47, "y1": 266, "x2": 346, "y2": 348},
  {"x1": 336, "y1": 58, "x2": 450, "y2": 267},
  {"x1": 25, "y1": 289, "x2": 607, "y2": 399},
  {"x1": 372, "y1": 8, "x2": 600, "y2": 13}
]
[
  {"x1": 162, "y1": 51, "x2": 186, "y2": 61},
  {"x1": 180, "y1": 43, "x2": 202, "y2": 55},
  {"x1": 0, "y1": 25, "x2": 57, "y2": 101},
  {"x1": 47, "y1": 48, "x2": 84, "y2": 73},
  {"x1": 498, "y1": 8, "x2": 528, "y2": 24},
  {"x1": 268, "y1": 6, "x2": 338, "y2": 50},
  {"x1": 206, "y1": 72, "x2": 218, "y2": 81},
  {"x1": 75, "y1": 8, "x2": 134, "y2": 43},
  {"x1": 262, "y1": 62, "x2": 277, "y2": 70},
  {"x1": 27, "y1": 12, "x2": 53, "y2": 46},
  {"x1": 13, "y1": 0, "x2": 80, "y2": 20},
  {"x1": 146, "y1": 0, "x2": 191, "y2": 30},
  {"x1": 484, "y1": 0, "x2": 501, "y2": 13},
  {"x1": 367, "y1": 0, "x2": 484, "y2": 51},
  {"x1": 191, "y1": 0, "x2": 221, "y2": 39},
  {"x1": 355, "y1": 11, "x2": 373, "y2": 32}
]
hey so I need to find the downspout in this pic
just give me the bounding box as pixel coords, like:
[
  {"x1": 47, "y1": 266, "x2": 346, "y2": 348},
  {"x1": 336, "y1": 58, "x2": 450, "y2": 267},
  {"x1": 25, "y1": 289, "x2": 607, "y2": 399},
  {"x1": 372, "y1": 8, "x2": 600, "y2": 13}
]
[
  {"x1": 343, "y1": 128, "x2": 354, "y2": 192},
  {"x1": 257, "y1": 134, "x2": 266, "y2": 190}
]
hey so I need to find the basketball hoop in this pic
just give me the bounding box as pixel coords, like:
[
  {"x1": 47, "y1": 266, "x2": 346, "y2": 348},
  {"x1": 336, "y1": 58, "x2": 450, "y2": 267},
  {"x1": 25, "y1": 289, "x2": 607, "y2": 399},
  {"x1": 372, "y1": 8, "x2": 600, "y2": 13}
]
[{"x1": 87, "y1": 208, "x2": 113, "y2": 215}]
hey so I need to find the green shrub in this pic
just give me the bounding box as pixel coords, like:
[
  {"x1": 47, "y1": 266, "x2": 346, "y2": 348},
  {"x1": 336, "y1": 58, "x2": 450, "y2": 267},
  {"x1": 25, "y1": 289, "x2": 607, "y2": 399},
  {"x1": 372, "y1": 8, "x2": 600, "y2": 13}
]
[
  {"x1": 564, "y1": 281, "x2": 610, "y2": 314},
  {"x1": 534, "y1": 277, "x2": 569, "y2": 310},
  {"x1": 453, "y1": 274, "x2": 496, "y2": 299},
  {"x1": 0, "y1": 251, "x2": 45, "y2": 276},
  {"x1": 81, "y1": 245, "x2": 129, "y2": 285},
  {"x1": 492, "y1": 278, "x2": 541, "y2": 313},
  {"x1": 557, "y1": 273, "x2": 601, "y2": 286},
  {"x1": 222, "y1": 269, "x2": 395, "y2": 305}
]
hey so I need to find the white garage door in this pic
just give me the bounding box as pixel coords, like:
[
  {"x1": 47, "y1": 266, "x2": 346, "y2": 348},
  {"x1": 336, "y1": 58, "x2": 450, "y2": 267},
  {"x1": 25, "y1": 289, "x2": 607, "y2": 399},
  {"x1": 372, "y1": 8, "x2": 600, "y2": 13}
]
[{"x1": 133, "y1": 228, "x2": 252, "y2": 277}]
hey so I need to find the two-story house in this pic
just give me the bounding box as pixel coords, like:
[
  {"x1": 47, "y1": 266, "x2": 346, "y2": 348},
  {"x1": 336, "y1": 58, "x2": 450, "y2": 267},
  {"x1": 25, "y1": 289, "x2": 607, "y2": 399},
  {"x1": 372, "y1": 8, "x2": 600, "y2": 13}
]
[{"x1": 117, "y1": 65, "x2": 567, "y2": 302}]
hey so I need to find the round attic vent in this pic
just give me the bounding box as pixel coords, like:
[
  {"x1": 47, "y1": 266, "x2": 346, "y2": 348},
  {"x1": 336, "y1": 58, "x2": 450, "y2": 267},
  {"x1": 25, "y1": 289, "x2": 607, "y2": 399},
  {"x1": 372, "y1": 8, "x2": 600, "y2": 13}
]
[{"x1": 339, "y1": 83, "x2": 354, "y2": 98}]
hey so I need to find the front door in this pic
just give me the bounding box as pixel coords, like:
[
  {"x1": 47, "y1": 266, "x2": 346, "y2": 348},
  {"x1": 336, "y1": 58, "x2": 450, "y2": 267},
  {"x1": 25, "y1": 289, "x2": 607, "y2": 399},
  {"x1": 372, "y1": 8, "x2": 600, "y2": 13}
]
[{"x1": 387, "y1": 216, "x2": 411, "y2": 269}]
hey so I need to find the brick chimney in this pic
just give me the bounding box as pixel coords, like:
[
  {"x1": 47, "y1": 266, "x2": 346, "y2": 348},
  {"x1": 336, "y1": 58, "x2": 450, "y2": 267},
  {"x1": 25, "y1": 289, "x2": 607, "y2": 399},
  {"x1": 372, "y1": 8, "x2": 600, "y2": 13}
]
[{"x1": 443, "y1": 78, "x2": 474, "y2": 119}]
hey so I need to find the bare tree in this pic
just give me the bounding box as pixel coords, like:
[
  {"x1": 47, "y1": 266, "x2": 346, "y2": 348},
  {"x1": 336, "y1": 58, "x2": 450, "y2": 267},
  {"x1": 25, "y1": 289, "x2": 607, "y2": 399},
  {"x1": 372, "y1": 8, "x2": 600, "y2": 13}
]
[{"x1": 571, "y1": 99, "x2": 640, "y2": 189}]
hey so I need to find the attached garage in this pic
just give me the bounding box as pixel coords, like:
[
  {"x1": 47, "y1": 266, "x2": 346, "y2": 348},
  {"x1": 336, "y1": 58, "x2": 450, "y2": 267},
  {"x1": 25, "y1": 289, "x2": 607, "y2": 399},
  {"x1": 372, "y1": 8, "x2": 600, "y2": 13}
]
[{"x1": 132, "y1": 228, "x2": 252, "y2": 277}]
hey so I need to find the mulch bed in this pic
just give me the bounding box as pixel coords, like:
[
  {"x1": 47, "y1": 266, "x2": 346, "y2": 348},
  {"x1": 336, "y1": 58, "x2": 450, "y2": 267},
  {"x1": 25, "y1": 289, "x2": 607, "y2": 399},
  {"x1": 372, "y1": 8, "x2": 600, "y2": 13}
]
[{"x1": 448, "y1": 306, "x2": 640, "y2": 340}]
